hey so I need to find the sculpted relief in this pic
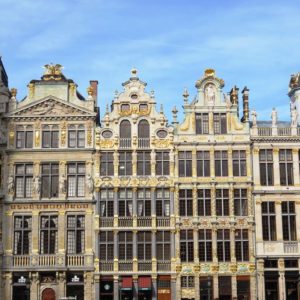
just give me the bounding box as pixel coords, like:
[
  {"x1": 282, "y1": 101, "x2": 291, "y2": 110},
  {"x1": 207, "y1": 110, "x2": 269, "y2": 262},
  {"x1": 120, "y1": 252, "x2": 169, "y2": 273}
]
[{"x1": 205, "y1": 83, "x2": 215, "y2": 105}]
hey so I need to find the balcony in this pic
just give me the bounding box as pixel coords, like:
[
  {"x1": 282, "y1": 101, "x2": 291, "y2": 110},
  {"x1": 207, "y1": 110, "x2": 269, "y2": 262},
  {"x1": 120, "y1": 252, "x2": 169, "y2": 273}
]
[
  {"x1": 67, "y1": 254, "x2": 85, "y2": 267},
  {"x1": 138, "y1": 260, "x2": 152, "y2": 271},
  {"x1": 157, "y1": 261, "x2": 171, "y2": 271},
  {"x1": 278, "y1": 127, "x2": 291, "y2": 136},
  {"x1": 13, "y1": 255, "x2": 30, "y2": 267},
  {"x1": 119, "y1": 260, "x2": 133, "y2": 272},
  {"x1": 284, "y1": 242, "x2": 298, "y2": 253},
  {"x1": 100, "y1": 217, "x2": 114, "y2": 227},
  {"x1": 100, "y1": 261, "x2": 113, "y2": 272},
  {"x1": 156, "y1": 217, "x2": 170, "y2": 227},
  {"x1": 119, "y1": 138, "x2": 131, "y2": 149},
  {"x1": 137, "y1": 217, "x2": 152, "y2": 227},
  {"x1": 138, "y1": 138, "x2": 150, "y2": 149},
  {"x1": 118, "y1": 217, "x2": 133, "y2": 227},
  {"x1": 257, "y1": 127, "x2": 272, "y2": 136}
]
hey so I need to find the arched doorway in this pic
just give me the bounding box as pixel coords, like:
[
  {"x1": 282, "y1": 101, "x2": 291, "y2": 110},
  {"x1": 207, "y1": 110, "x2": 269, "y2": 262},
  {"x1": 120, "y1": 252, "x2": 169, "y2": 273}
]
[{"x1": 42, "y1": 288, "x2": 55, "y2": 300}]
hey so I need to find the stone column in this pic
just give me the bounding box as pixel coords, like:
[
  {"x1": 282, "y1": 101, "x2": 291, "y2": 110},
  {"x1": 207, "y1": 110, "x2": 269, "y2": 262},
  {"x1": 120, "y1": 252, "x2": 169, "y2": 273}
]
[
  {"x1": 170, "y1": 187, "x2": 175, "y2": 215},
  {"x1": 133, "y1": 187, "x2": 137, "y2": 227},
  {"x1": 228, "y1": 147, "x2": 233, "y2": 178},
  {"x1": 133, "y1": 275, "x2": 138, "y2": 300},
  {"x1": 114, "y1": 230, "x2": 119, "y2": 272},
  {"x1": 174, "y1": 150, "x2": 178, "y2": 178},
  {"x1": 171, "y1": 230, "x2": 176, "y2": 261},
  {"x1": 170, "y1": 149, "x2": 175, "y2": 177},
  {"x1": 151, "y1": 149, "x2": 156, "y2": 177},
  {"x1": 57, "y1": 271, "x2": 66, "y2": 299},
  {"x1": 114, "y1": 187, "x2": 118, "y2": 227},
  {"x1": 213, "y1": 274, "x2": 219, "y2": 300},
  {"x1": 257, "y1": 259, "x2": 265, "y2": 300},
  {"x1": 113, "y1": 275, "x2": 119, "y2": 300},
  {"x1": 275, "y1": 201, "x2": 283, "y2": 241},
  {"x1": 132, "y1": 150, "x2": 137, "y2": 176},
  {"x1": 230, "y1": 227, "x2": 236, "y2": 263},
  {"x1": 94, "y1": 274, "x2": 100, "y2": 300},
  {"x1": 176, "y1": 275, "x2": 181, "y2": 300},
  {"x1": 193, "y1": 228, "x2": 199, "y2": 264},
  {"x1": 133, "y1": 230, "x2": 138, "y2": 273},
  {"x1": 209, "y1": 111, "x2": 214, "y2": 135},
  {"x1": 231, "y1": 275, "x2": 237, "y2": 300},
  {"x1": 278, "y1": 271, "x2": 286, "y2": 300},
  {"x1": 30, "y1": 272, "x2": 39, "y2": 300},
  {"x1": 212, "y1": 227, "x2": 218, "y2": 263},
  {"x1": 194, "y1": 274, "x2": 200, "y2": 300},
  {"x1": 292, "y1": 148, "x2": 299, "y2": 186},
  {"x1": 4, "y1": 210, "x2": 13, "y2": 255},
  {"x1": 192, "y1": 185, "x2": 198, "y2": 218},
  {"x1": 152, "y1": 230, "x2": 157, "y2": 272},
  {"x1": 252, "y1": 147, "x2": 260, "y2": 185},
  {"x1": 3, "y1": 273, "x2": 12, "y2": 300},
  {"x1": 151, "y1": 187, "x2": 156, "y2": 228},
  {"x1": 58, "y1": 211, "x2": 65, "y2": 254},
  {"x1": 250, "y1": 274, "x2": 257, "y2": 300},
  {"x1": 210, "y1": 147, "x2": 215, "y2": 178},
  {"x1": 192, "y1": 148, "x2": 197, "y2": 178},
  {"x1": 84, "y1": 272, "x2": 93, "y2": 299},
  {"x1": 113, "y1": 151, "x2": 119, "y2": 177},
  {"x1": 152, "y1": 275, "x2": 157, "y2": 300},
  {"x1": 273, "y1": 148, "x2": 280, "y2": 186},
  {"x1": 85, "y1": 209, "x2": 94, "y2": 264},
  {"x1": 171, "y1": 275, "x2": 177, "y2": 300},
  {"x1": 32, "y1": 211, "x2": 39, "y2": 254}
]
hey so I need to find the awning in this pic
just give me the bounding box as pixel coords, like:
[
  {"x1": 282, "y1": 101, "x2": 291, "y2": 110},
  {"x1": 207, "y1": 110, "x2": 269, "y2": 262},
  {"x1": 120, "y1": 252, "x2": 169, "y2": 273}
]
[
  {"x1": 138, "y1": 276, "x2": 152, "y2": 291},
  {"x1": 121, "y1": 277, "x2": 133, "y2": 291}
]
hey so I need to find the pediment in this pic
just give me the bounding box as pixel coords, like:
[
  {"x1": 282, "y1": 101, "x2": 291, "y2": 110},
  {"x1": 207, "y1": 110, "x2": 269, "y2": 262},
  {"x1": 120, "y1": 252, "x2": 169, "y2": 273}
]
[{"x1": 7, "y1": 96, "x2": 96, "y2": 118}]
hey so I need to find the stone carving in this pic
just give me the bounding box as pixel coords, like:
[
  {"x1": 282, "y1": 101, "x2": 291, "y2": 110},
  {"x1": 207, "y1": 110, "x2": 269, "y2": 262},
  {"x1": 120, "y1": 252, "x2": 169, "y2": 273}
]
[
  {"x1": 8, "y1": 175, "x2": 14, "y2": 195},
  {"x1": 205, "y1": 83, "x2": 215, "y2": 105},
  {"x1": 33, "y1": 176, "x2": 41, "y2": 196},
  {"x1": 291, "y1": 108, "x2": 298, "y2": 126},
  {"x1": 86, "y1": 174, "x2": 94, "y2": 193},
  {"x1": 59, "y1": 174, "x2": 66, "y2": 194},
  {"x1": 251, "y1": 110, "x2": 257, "y2": 126}
]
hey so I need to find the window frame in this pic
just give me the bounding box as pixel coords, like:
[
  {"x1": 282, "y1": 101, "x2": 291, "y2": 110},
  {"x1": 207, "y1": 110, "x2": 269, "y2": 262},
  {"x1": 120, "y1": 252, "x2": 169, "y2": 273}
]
[
  {"x1": 197, "y1": 189, "x2": 211, "y2": 216},
  {"x1": 279, "y1": 149, "x2": 294, "y2": 186},
  {"x1": 67, "y1": 215, "x2": 85, "y2": 254},
  {"x1": 40, "y1": 215, "x2": 58, "y2": 254},
  {"x1": 217, "y1": 229, "x2": 231, "y2": 262},
  {"x1": 196, "y1": 151, "x2": 210, "y2": 177},
  {"x1": 178, "y1": 151, "x2": 192, "y2": 177},
  {"x1": 14, "y1": 215, "x2": 32, "y2": 255},
  {"x1": 259, "y1": 149, "x2": 274, "y2": 186},
  {"x1": 41, "y1": 162, "x2": 59, "y2": 198},
  {"x1": 100, "y1": 152, "x2": 114, "y2": 176},
  {"x1": 235, "y1": 229, "x2": 249, "y2": 261},
  {"x1": 99, "y1": 189, "x2": 114, "y2": 217},
  {"x1": 199, "y1": 229, "x2": 212, "y2": 262},
  {"x1": 195, "y1": 113, "x2": 209, "y2": 134},
  {"x1": 262, "y1": 201, "x2": 277, "y2": 241},
  {"x1": 180, "y1": 230, "x2": 194, "y2": 262},
  {"x1": 179, "y1": 189, "x2": 193, "y2": 217},
  {"x1": 214, "y1": 150, "x2": 228, "y2": 176},
  {"x1": 67, "y1": 162, "x2": 86, "y2": 197},
  {"x1": 42, "y1": 125, "x2": 59, "y2": 148},
  {"x1": 15, "y1": 163, "x2": 33, "y2": 198},
  {"x1": 99, "y1": 231, "x2": 114, "y2": 260},
  {"x1": 233, "y1": 150, "x2": 247, "y2": 176},
  {"x1": 156, "y1": 151, "x2": 170, "y2": 176}
]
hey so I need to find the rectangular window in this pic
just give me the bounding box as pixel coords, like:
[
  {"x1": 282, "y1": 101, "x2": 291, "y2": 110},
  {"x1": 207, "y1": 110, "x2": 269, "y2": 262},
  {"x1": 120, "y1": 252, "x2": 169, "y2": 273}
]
[
  {"x1": 214, "y1": 151, "x2": 228, "y2": 176},
  {"x1": 42, "y1": 125, "x2": 59, "y2": 148},
  {"x1": 137, "y1": 231, "x2": 152, "y2": 260},
  {"x1": 233, "y1": 150, "x2": 247, "y2": 176},
  {"x1": 235, "y1": 229, "x2": 249, "y2": 261},
  {"x1": 179, "y1": 189, "x2": 193, "y2": 216},
  {"x1": 99, "y1": 231, "x2": 114, "y2": 260},
  {"x1": 279, "y1": 149, "x2": 294, "y2": 186},
  {"x1": 197, "y1": 189, "x2": 211, "y2": 216},
  {"x1": 259, "y1": 149, "x2": 274, "y2": 186},
  {"x1": 180, "y1": 230, "x2": 194, "y2": 262},
  {"x1": 282, "y1": 201, "x2": 296, "y2": 241},
  {"x1": 40, "y1": 215, "x2": 58, "y2": 254},
  {"x1": 137, "y1": 188, "x2": 151, "y2": 217},
  {"x1": 196, "y1": 113, "x2": 209, "y2": 134},
  {"x1": 100, "y1": 189, "x2": 114, "y2": 217},
  {"x1": 234, "y1": 189, "x2": 248, "y2": 216},
  {"x1": 178, "y1": 151, "x2": 192, "y2": 177},
  {"x1": 181, "y1": 276, "x2": 195, "y2": 288},
  {"x1": 213, "y1": 113, "x2": 227, "y2": 134},
  {"x1": 156, "y1": 151, "x2": 170, "y2": 176},
  {"x1": 15, "y1": 164, "x2": 33, "y2": 198},
  {"x1": 67, "y1": 215, "x2": 85, "y2": 254},
  {"x1": 137, "y1": 151, "x2": 151, "y2": 175},
  {"x1": 196, "y1": 151, "x2": 210, "y2": 177},
  {"x1": 199, "y1": 229, "x2": 212, "y2": 262},
  {"x1": 156, "y1": 231, "x2": 171, "y2": 260},
  {"x1": 67, "y1": 163, "x2": 85, "y2": 197},
  {"x1": 217, "y1": 229, "x2": 231, "y2": 262},
  {"x1": 262, "y1": 202, "x2": 276, "y2": 241},
  {"x1": 68, "y1": 125, "x2": 85, "y2": 148},
  {"x1": 118, "y1": 188, "x2": 133, "y2": 217},
  {"x1": 41, "y1": 163, "x2": 59, "y2": 198},
  {"x1": 14, "y1": 216, "x2": 32, "y2": 255},
  {"x1": 16, "y1": 126, "x2": 33, "y2": 149},
  {"x1": 119, "y1": 151, "x2": 132, "y2": 176},
  {"x1": 100, "y1": 152, "x2": 114, "y2": 176},
  {"x1": 156, "y1": 188, "x2": 170, "y2": 217},
  {"x1": 200, "y1": 277, "x2": 213, "y2": 300},
  {"x1": 118, "y1": 231, "x2": 133, "y2": 260},
  {"x1": 216, "y1": 189, "x2": 229, "y2": 216}
]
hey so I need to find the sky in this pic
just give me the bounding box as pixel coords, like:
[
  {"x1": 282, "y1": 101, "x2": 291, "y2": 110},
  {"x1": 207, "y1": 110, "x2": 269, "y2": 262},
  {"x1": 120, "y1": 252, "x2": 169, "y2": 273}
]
[{"x1": 1, "y1": 0, "x2": 300, "y2": 123}]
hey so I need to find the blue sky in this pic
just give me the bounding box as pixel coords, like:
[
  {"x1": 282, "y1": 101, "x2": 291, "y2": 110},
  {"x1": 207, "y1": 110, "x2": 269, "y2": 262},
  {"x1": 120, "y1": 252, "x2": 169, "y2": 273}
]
[{"x1": 1, "y1": 0, "x2": 300, "y2": 122}]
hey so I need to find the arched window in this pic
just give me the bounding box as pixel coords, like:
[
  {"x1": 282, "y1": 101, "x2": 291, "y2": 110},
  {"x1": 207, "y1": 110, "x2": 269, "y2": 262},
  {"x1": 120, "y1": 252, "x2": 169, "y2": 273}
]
[
  {"x1": 120, "y1": 120, "x2": 131, "y2": 138},
  {"x1": 138, "y1": 120, "x2": 150, "y2": 138}
]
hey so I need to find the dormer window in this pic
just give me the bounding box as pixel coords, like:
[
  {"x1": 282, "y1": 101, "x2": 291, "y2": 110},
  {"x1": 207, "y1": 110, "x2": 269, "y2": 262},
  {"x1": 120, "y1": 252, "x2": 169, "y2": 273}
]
[
  {"x1": 131, "y1": 94, "x2": 138, "y2": 100},
  {"x1": 68, "y1": 125, "x2": 85, "y2": 148},
  {"x1": 121, "y1": 104, "x2": 130, "y2": 112},
  {"x1": 16, "y1": 125, "x2": 33, "y2": 149},
  {"x1": 42, "y1": 125, "x2": 59, "y2": 148},
  {"x1": 139, "y1": 103, "x2": 148, "y2": 112}
]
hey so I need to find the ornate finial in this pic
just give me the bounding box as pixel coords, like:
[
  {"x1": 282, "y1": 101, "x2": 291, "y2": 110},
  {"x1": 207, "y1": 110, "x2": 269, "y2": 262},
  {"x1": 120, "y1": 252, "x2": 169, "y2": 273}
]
[
  {"x1": 114, "y1": 90, "x2": 119, "y2": 99},
  {"x1": 204, "y1": 68, "x2": 215, "y2": 77},
  {"x1": 87, "y1": 86, "x2": 93, "y2": 96},
  {"x1": 131, "y1": 68, "x2": 138, "y2": 77},
  {"x1": 183, "y1": 87, "x2": 189, "y2": 103},
  {"x1": 150, "y1": 90, "x2": 155, "y2": 98},
  {"x1": 160, "y1": 104, "x2": 164, "y2": 113},
  {"x1": 42, "y1": 64, "x2": 63, "y2": 81},
  {"x1": 10, "y1": 88, "x2": 17, "y2": 97},
  {"x1": 106, "y1": 104, "x2": 109, "y2": 113},
  {"x1": 172, "y1": 106, "x2": 178, "y2": 124}
]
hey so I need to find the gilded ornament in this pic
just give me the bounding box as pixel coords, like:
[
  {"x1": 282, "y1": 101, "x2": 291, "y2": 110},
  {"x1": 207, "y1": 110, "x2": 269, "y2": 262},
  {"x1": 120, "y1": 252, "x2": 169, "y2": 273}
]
[
  {"x1": 9, "y1": 131, "x2": 14, "y2": 147},
  {"x1": 43, "y1": 64, "x2": 63, "y2": 80},
  {"x1": 35, "y1": 131, "x2": 40, "y2": 147},
  {"x1": 100, "y1": 140, "x2": 114, "y2": 148},
  {"x1": 10, "y1": 88, "x2": 17, "y2": 97},
  {"x1": 87, "y1": 86, "x2": 93, "y2": 96}
]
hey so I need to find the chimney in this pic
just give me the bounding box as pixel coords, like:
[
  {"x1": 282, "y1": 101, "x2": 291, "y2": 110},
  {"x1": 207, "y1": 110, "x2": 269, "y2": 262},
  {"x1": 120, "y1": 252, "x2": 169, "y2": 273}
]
[
  {"x1": 241, "y1": 86, "x2": 250, "y2": 122},
  {"x1": 89, "y1": 80, "x2": 98, "y2": 104}
]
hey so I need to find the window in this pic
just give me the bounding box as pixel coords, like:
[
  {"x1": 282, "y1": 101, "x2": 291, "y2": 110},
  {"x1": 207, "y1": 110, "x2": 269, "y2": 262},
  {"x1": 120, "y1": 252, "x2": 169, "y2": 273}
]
[
  {"x1": 16, "y1": 125, "x2": 33, "y2": 148},
  {"x1": 119, "y1": 231, "x2": 133, "y2": 260},
  {"x1": 180, "y1": 230, "x2": 194, "y2": 262},
  {"x1": 196, "y1": 113, "x2": 209, "y2": 134},
  {"x1": 67, "y1": 163, "x2": 85, "y2": 197},
  {"x1": 235, "y1": 229, "x2": 249, "y2": 261},
  {"x1": 282, "y1": 202, "x2": 296, "y2": 241},
  {"x1": 262, "y1": 202, "x2": 276, "y2": 241},
  {"x1": 213, "y1": 113, "x2": 227, "y2": 134},
  {"x1": 233, "y1": 150, "x2": 246, "y2": 176},
  {"x1": 15, "y1": 164, "x2": 33, "y2": 198},
  {"x1": 196, "y1": 151, "x2": 210, "y2": 177},
  {"x1": 178, "y1": 151, "x2": 192, "y2": 177},
  {"x1": 119, "y1": 120, "x2": 131, "y2": 148},
  {"x1": 179, "y1": 189, "x2": 193, "y2": 216},
  {"x1": 279, "y1": 149, "x2": 294, "y2": 185},
  {"x1": 40, "y1": 215, "x2": 58, "y2": 254},
  {"x1": 138, "y1": 120, "x2": 150, "y2": 148},
  {"x1": 68, "y1": 125, "x2": 85, "y2": 148},
  {"x1": 215, "y1": 151, "x2": 228, "y2": 176},
  {"x1": 216, "y1": 189, "x2": 229, "y2": 216},
  {"x1": 137, "y1": 231, "x2": 152, "y2": 260},
  {"x1": 137, "y1": 188, "x2": 151, "y2": 217},
  {"x1": 234, "y1": 189, "x2": 248, "y2": 216},
  {"x1": 181, "y1": 276, "x2": 195, "y2": 288},
  {"x1": 121, "y1": 104, "x2": 130, "y2": 112},
  {"x1": 100, "y1": 152, "x2": 114, "y2": 176},
  {"x1": 156, "y1": 231, "x2": 170, "y2": 260},
  {"x1": 156, "y1": 188, "x2": 170, "y2": 217},
  {"x1": 199, "y1": 229, "x2": 212, "y2": 262},
  {"x1": 41, "y1": 163, "x2": 59, "y2": 198},
  {"x1": 99, "y1": 231, "x2": 113, "y2": 260},
  {"x1": 42, "y1": 125, "x2": 59, "y2": 148},
  {"x1": 118, "y1": 189, "x2": 133, "y2": 217},
  {"x1": 197, "y1": 189, "x2": 211, "y2": 216},
  {"x1": 200, "y1": 277, "x2": 213, "y2": 300},
  {"x1": 100, "y1": 189, "x2": 114, "y2": 217},
  {"x1": 14, "y1": 216, "x2": 32, "y2": 254},
  {"x1": 119, "y1": 151, "x2": 132, "y2": 176},
  {"x1": 217, "y1": 229, "x2": 231, "y2": 262},
  {"x1": 156, "y1": 151, "x2": 170, "y2": 176},
  {"x1": 137, "y1": 151, "x2": 151, "y2": 175},
  {"x1": 259, "y1": 149, "x2": 274, "y2": 186},
  {"x1": 67, "y1": 215, "x2": 85, "y2": 254}
]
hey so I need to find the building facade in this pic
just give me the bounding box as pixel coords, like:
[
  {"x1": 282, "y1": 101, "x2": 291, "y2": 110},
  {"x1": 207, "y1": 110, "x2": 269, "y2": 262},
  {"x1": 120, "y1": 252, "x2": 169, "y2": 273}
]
[{"x1": 0, "y1": 62, "x2": 299, "y2": 300}]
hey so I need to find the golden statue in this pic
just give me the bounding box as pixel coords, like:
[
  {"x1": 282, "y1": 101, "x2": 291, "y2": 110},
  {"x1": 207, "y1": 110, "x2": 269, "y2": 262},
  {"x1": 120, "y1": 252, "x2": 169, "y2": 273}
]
[{"x1": 43, "y1": 64, "x2": 63, "y2": 80}]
